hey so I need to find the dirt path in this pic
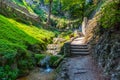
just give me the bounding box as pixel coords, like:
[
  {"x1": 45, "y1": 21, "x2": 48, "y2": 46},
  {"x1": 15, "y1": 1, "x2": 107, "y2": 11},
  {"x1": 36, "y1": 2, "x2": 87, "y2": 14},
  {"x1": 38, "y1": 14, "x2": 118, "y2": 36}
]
[{"x1": 56, "y1": 37, "x2": 104, "y2": 80}]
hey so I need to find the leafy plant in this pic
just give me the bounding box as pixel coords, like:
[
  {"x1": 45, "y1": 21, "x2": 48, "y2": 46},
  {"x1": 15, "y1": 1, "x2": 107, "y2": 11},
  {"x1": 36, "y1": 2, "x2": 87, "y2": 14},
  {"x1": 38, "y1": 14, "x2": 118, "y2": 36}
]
[
  {"x1": 0, "y1": 66, "x2": 18, "y2": 80},
  {"x1": 99, "y1": 0, "x2": 120, "y2": 29}
]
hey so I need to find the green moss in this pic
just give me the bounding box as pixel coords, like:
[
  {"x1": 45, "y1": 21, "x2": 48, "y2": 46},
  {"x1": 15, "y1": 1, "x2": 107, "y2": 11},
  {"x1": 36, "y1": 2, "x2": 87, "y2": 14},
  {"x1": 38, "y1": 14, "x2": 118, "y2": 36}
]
[
  {"x1": 34, "y1": 54, "x2": 46, "y2": 64},
  {"x1": 50, "y1": 55, "x2": 65, "y2": 67},
  {"x1": 0, "y1": 14, "x2": 55, "y2": 79},
  {"x1": 8, "y1": 18, "x2": 55, "y2": 44},
  {"x1": 34, "y1": 54, "x2": 64, "y2": 67}
]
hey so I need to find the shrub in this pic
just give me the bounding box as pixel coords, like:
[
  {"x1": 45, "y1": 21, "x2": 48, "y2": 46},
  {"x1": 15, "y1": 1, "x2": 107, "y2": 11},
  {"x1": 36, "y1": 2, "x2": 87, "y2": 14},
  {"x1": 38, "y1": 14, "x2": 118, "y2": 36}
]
[
  {"x1": 99, "y1": 0, "x2": 120, "y2": 29},
  {"x1": 0, "y1": 65, "x2": 18, "y2": 80}
]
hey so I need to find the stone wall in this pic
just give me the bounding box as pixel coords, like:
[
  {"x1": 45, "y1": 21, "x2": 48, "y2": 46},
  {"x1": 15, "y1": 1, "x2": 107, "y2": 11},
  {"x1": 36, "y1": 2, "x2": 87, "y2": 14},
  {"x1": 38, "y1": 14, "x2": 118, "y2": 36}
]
[
  {"x1": 93, "y1": 30, "x2": 120, "y2": 80},
  {"x1": 85, "y1": 6, "x2": 120, "y2": 80}
]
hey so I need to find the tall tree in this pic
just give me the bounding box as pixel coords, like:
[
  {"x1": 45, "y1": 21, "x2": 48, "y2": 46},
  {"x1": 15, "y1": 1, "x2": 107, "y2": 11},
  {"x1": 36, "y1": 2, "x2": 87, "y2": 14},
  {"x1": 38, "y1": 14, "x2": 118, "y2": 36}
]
[{"x1": 45, "y1": 0, "x2": 53, "y2": 25}]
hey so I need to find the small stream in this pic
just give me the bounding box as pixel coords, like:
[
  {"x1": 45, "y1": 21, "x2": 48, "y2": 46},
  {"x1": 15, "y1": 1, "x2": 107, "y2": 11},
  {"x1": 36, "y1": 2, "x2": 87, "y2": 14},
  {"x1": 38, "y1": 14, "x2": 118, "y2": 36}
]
[
  {"x1": 40, "y1": 56, "x2": 53, "y2": 73},
  {"x1": 17, "y1": 67, "x2": 56, "y2": 80},
  {"x1": 17, "y1": 37, "x2": 64, "y2": 80},
  {"x1": 17, "y1": 56, "x2": 55, "y2": 80}
]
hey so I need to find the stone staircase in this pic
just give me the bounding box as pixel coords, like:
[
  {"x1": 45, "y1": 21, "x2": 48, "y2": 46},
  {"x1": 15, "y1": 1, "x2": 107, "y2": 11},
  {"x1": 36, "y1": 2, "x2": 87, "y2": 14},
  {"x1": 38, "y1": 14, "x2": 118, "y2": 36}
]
[
  {"x1": 70, "y1": 44, "x2": 89, "y2": 55},
  {"x1": 56, "y1": 37, "x2": 104, "y2": 80}
]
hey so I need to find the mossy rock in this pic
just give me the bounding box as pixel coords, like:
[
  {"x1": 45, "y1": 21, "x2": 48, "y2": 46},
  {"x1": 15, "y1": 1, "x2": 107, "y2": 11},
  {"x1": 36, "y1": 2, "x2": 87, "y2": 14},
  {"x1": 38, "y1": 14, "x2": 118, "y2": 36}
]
[
  {"x1": 49, "y1": 55, "x2": 63, "y2": 67},
  {"x1": 34, "y1": 54, "x2": 46, "y2": 64},
  {"x1": 34, "y1": 54, "x2": 64, "y2": 68}
]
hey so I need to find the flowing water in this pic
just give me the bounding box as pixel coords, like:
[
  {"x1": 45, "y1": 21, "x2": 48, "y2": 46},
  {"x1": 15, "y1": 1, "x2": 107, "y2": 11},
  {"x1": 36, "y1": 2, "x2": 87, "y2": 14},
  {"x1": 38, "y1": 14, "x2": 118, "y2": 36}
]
[
  {"x1": 17, "y1": 56, "x2": 55, "y2": 80},
  {"x1": 40, "y1": 56, "x2": 53, "y2": 73},
  {"x1": 17, "y1": 37, "x2": 62, "y2": 80},
  {"x1": 17, "y1": 68, "x2": 55, "y2": 80}
]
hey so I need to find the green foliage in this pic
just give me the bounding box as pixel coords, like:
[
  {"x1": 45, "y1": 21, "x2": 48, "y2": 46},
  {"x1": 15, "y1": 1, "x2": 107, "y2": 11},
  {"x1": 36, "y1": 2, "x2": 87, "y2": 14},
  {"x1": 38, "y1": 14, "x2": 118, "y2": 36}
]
[
  {"x1": 50, "y1": 55, "x2": 64, "y2": 67},
  {"x1": 49, "y1": 55, "x2": 60, "y2": 66},
  {"x1": 33, "y1": 8, "x2": 46, "y2": 21},
  {"x1": 61, "y1": 0, "x2": 85, "y2": 19},
  {"x1": 84, "y1": 4, "x2": 96, "y2": 17},
  {"x1": 99, "y1": 0, "x2": 120, "y2": 28},
  {"x1": 59, "y1": 30, "x2": 73, "y2": 40},
  {"x1": 34, "y1": 54, "x2": 64, "y2": 67},
  {"x1": 34, "y1": 54, "x2": 46, "y2": 64},
  {"x1": 29, "y1": 1, "x2": 47, "y2": 21},
  {"x1": 0, "y1": 14, "x2": 55, "y2": 79},
  {"x1": 0, "y1": 65, "x2": 18, "y2": 80},
  {"x1": 18, "y1": 55, "x2": 35, "y2": 74},
  {"x1": 51, "y1": 15, "x2": 79, "y2": 29},
  {"x1": 8, "y1": 18, "x2": 55, "y2": 44},
  {"x1": 51, "y1": 0, "x2": 60, "y2": 15}
]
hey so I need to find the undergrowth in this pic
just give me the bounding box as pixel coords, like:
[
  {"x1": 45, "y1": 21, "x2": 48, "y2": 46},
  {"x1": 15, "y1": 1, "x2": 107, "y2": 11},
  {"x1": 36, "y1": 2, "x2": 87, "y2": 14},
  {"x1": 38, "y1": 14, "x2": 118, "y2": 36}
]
[
  {"x1": 99, "y1": 0, "x2": 120, "y2": 29},
  {"x1": 0, "y1": 14, "x2": 55, "y2": 80}
]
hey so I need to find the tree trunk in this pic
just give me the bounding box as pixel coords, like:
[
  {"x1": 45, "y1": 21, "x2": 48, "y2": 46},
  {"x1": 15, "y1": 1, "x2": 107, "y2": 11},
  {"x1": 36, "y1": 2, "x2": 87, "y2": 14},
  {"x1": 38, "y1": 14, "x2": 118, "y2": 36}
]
[{"x1": 47, "y1": 0, "x2": 53, "y2": 25}]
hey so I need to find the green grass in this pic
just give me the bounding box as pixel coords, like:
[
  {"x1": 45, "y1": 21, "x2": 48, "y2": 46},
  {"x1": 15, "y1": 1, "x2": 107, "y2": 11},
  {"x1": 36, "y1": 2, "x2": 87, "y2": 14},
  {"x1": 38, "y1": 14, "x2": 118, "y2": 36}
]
[
  {"x1": 0, "y1": 14, "x2": 55, "y2": 80},
  {"x1": 8, "y1": 19, "x2": 54, "y2": 44}
]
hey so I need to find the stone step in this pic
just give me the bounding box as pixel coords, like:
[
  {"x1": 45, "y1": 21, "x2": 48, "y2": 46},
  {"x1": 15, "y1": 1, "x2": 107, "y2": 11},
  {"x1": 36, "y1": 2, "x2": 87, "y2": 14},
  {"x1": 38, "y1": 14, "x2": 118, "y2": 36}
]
[
  {"x1": 71, "y1": 52, "x2": 89, "y2": 55},
  {"x1": 70, "y1": 45, "x2": 88, "y2": 49},
  {"x1": 71, "y1": 49, "x2": 89, "y2": 52},
  {"x1": 70, "y1": 44, "x2": 88, "y2": 46}
]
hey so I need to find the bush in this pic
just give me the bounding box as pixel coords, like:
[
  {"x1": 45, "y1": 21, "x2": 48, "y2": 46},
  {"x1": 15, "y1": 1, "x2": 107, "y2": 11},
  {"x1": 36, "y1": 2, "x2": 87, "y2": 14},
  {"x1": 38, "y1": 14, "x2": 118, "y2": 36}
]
[
  {"x1": 99, "y1": 0, "x2": 120, "y2": 29},
  {"x1": 0, "y1": 65, "x2": 18, "y2": 80}
]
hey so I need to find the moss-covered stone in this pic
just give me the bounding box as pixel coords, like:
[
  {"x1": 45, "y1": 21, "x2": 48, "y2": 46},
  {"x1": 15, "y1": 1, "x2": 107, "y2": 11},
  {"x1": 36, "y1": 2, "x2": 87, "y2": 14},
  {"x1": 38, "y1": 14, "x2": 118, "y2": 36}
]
[{"x1": 34, "y1": 54, "x2": 64, "y2": 67}]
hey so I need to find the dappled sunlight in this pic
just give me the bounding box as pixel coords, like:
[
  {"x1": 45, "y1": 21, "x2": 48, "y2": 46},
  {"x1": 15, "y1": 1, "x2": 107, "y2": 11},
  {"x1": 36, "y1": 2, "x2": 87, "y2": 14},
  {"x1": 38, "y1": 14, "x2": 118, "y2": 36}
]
[
  {"x1": 0, "y1": 0, "x2": 119, "y2": 80},
  {"x1": 8, "y1": 18, "x2": 55, "y2": 43}
]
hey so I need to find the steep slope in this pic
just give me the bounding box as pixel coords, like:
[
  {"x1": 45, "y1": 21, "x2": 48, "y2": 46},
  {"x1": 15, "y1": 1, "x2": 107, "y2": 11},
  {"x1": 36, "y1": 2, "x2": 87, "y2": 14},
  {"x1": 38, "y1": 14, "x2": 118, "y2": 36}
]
[
  {"x1": 0, "y1": 14, "x2": 55, "y2": 80},
  {"x1": 0, "y1": 0, "x2": 41, "y2": 26}
]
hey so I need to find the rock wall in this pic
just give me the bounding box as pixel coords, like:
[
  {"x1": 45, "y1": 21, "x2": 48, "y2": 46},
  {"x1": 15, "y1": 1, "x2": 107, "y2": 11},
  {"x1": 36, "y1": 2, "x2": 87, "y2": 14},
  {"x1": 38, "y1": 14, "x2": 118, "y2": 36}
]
[
  {"x1": 93, "y1": 30, "x2": 120, "y2": 80},
  {"x1": 85, "y1": 1, "x2": 120, "y2": 80}
]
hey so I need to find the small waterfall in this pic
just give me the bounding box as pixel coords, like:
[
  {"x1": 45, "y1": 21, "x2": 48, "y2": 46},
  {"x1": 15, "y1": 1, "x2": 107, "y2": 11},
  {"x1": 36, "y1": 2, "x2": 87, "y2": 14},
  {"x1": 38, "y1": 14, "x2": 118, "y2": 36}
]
[
  {"x1": 40, "y1": 56, "x2": 53, "y2": 73},
  {"x1": 45, "y1": 64, "x2": 53, "y2": 72}
]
